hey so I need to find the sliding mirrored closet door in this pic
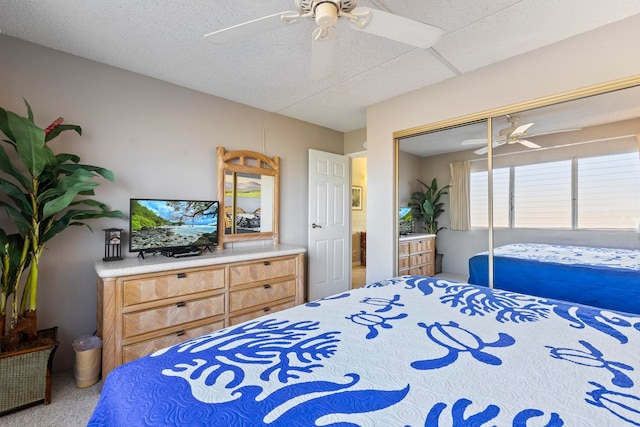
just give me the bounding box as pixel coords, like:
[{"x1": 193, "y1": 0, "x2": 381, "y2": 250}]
[
  {"x1": 396, "y1": 78, "x2": 640, "y2": 309},
  {"x1": 396, "y1": 120, "x2": 490, "y2": 281},
  {"x1": 488, "y1": 85, "x2": 640, "y2": 310}
]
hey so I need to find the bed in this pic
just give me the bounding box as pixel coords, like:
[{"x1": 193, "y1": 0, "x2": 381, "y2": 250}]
[
  {"x1": 468, "y1": 243, "x2": 640, "y2": 314},
  {"x1": 89, "y1": 275, "x2": 640, "y2": 426}
]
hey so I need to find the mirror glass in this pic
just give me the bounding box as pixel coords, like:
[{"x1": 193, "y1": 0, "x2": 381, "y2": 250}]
[
  {"x1": 396, "y1": 81, "x2": 640, "y2": 313},
  {"x1": 224, "y1": 172, "x2": 275, "y2": 235},
  {"x1": 483, "y1": 85, "x2": 640, "y2": 311},
  {"x1": 397, "y1": 120, "x2": 489, "y2": 280}
]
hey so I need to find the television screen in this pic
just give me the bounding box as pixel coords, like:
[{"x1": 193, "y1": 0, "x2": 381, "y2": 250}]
[
  {"x1": 399, "y1": 207, "x2": 412, "y2": 222},
  {"x1": 399, "y1": 207, "x2": 413, "y2": 235},
  {"x1": 129, "y1": 199, "x2": 219, "y2": 253}
]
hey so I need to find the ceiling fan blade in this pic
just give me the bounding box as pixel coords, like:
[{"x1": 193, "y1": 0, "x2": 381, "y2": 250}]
[
  {"x1": 474, "y1": 140, "x2": 506, "y2": 155},
  {"x1": 311, "y1": 35, "x2": 336, "y2": 81},
  {"x1": 518, "y1": 139, "x2": 541, "y2": 149},
  {"x1": 204, "y1": 11, "x2": 296, "y2": 44},
  {"x1": 461, "y1": 138, "x2": 487, "y2": 146},
  {"x1": 526, "y1": 128, "x2": 582, "y2": 138},
  {"x1": 351, "y1": 7, "x2": 442, "y2": 49},
  {"x1": 510, "y1": 122, "x2": 534, "y2": 136}
]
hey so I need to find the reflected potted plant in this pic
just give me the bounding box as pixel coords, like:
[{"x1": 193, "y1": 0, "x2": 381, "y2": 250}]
[
  {"x1": 408, "y1": 178, "x2": 450, "y2": 273},
  {"x1": 0, "y1": 100, "x2": 123, "y2": 412}
]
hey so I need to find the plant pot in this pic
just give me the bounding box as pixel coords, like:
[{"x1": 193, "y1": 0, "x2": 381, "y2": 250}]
[{"x1": 0, "y1": 327, "x2": 58, "y2": 416}]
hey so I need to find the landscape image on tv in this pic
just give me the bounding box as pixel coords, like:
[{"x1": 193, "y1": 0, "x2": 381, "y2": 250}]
[{"x1": 129, "y1": 199, "x2": 219, "y2": 252}]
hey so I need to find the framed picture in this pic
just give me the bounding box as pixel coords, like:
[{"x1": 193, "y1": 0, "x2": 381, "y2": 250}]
[{"x1": 352, "y1": 186, "x2": 363, "y2": 210}]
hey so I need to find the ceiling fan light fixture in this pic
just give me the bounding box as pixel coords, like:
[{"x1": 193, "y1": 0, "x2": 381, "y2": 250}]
[{"x1": 314, "y1": 1, "x2": 340, "y2": 27}]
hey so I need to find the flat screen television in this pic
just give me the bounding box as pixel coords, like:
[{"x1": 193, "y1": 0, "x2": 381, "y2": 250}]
[
  {"x1": 399, "y1": 206, "x2": 413, "y2": 235},
  {"x1": 129, "y1": 199, "x2": 219, "y2": 254},
  {"x1": 399, "y1": 207, "x2": 412, "y2": 222}
]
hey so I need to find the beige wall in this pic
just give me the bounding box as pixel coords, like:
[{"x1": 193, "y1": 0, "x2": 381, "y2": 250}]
[
  {"x1": 0, "y1": 36, "x2": 343, "y2": 370},
  {"x1": 366, "y1": 13, "x2": 640, "y2": 283},
  {"x1": 344, "y1": 128, "x2": 367, "y2": 154}
]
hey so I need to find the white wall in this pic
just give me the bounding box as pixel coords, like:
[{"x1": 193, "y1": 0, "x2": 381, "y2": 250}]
[
  {"x1": 366, "y1": 13, "x2": 640, "y2": 283},
  {"x1": 0, "y1": 36, "x2": 344, "y2": 370}
]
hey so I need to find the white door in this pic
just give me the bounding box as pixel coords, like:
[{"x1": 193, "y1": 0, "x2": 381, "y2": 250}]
[{"x1": 308, "y1": 149, "x2": 350, "y2": 301}]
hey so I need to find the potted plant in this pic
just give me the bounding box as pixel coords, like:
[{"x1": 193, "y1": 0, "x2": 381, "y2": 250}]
[
  {"x1": 408, "y1": 178, "x2": 450, "y2": 273},
  {"x1": 0, "y1": 100, "x2": 122, "y2": 412}
]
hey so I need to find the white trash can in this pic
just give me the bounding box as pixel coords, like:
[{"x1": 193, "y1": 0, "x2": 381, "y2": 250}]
[{"x1": 72, "y1": 335, "x2": 102, "y2": 388}]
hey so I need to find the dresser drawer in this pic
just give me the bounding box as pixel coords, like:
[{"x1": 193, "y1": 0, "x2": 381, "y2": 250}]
[
  {"x1": 409, "y1": 266, "x2": 425, "y2": 276},
  {"x1": 123, "y1": 268, "x2": 225, "y2": 307},
  {"x1": 229, "y1": 257, "x2": 297, "y2": 287},
  {"x1": 123, "y1": 294, "x2": 225, "y2": 339},
  {"x1": 229, "y1": 279, "x2": 296, "y2": 312},
  {"x1": 410, "y1": 253, "x2": 426, "y2": 266},
  {"x1": 229, "y1": 300, "x2": 296, "y2": 326},
  {"x1": 399, "y1": 242, "x2": 410, "y2": 257},
  {"x1": 398, "y1": 256, "x2": 410, "y2": 270},
  {"x1": 122, "y1": 319, "x2": 224, "y2": 364}
]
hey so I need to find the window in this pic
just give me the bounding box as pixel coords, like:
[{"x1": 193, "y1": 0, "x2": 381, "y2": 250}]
[
  {"x1": 513, "y1": 161, "x2": 571, "y2": 228},
  {"x1": 577, "y1": 152, "x2": 640, "y2": 229},
  {"x1": 470, "y1": 152, "x2": 640, "y2": 230},
  {"x1": 470, "y1": 168, "x2": 509, "y2": 227}
]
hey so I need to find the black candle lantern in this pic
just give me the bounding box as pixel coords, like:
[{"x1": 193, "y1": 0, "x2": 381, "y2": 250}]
[{"x1": 103, "y1": 228, "x2": 123, "y2": 261}]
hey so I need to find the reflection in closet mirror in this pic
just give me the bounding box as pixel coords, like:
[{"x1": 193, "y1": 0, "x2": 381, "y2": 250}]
[
  {"x1": 396, "y1": 120, "x2": 489, "y2": 280},
  {"x1": 483, "y1": 84, "x2": 640, "y2": 310},
  {"x1": 395, "y1": 77, "x2": 640, "y2": 303},
  {"x1": 217, "y1": 147, "x2": 280, "y2": 247}
]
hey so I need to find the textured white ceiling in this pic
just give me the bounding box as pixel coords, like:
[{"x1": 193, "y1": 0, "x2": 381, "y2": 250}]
[{"x1": 1, "y1": 1, "x2": 640, "y2": 132}]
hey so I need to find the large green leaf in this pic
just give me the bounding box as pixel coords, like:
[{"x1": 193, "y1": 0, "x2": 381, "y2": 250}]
[
  {"x1": 44, "y1": 124, "x2": 82, "y2": 142},
  {"x1": 55, "y1": 153, "x2": 80, "y2": 164},
  {"x1": 0, "y1": 201, "x2": 32, "y2": 235},
  {"x1": 7, "y1": 111, "x2": 47, "y2": 177},
  {"x1": 42, "y1": 208, "x2": 123, "y2": 243},
  {"x1": 41, "y1": 181, "x2": 100, "y2": 220},
  {"x1": 58, "y1": 163, "x2": 115, "y2": 182},
  {"x1": 0, "y1": 144, "x2": 31, "y2": 191},
  {"x1": 0, "y1": 179, "x2": 33, "y2": 216},
  {"x1": 37, "y1": 168, "x2": 96, "y2": 202},
  {"x1": 0, "y1": 108, "x2": 15, "y2": 143}
]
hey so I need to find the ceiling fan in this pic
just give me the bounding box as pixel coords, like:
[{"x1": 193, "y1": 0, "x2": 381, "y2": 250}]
[
  {"x1": 461, "y1": 115, "x2": 579, "y2": 155},
  {"x1": 203, "y1": 0, "x2": 443, "y2": 80}
]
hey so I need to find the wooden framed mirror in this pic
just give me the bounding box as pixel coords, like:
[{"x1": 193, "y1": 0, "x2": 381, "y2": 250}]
[{"x1": 216, "y1": 147, "x2": 280, "y2": 247}]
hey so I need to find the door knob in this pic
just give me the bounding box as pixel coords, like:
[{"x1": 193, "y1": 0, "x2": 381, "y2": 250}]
[{"x1": 312, "y1": 223, "x2": 322, "y2": 228}]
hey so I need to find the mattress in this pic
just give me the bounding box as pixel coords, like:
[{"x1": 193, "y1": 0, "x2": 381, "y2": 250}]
[
  {"x1": 89, "y1": 275, "x2": 640, "y2": 426},
  {"x1": 468, "y1": 243, "x2": 640, "y2": 314}
]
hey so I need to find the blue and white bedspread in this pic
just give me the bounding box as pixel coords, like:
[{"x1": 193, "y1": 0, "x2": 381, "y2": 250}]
[
  {"x1": 89, "y1": 276, "x2": 640, "y2": 426},
  {"x1": 469, "y1": 243, "x2": 640, "y2": 314}
]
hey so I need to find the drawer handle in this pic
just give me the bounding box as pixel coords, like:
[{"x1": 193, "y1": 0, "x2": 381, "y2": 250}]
[
  {"x1": 175, "y1": 330, "x2": 185, "y2": 337},
  {"x1": 176, "y1": 301, "x2": 186, "y2": 308},
  {"x1": 263, "y1": 307, "x2": 271, "y2": 313},
  {"x1": 177, "y1": 273, "x2": 187, "y2": 279},
  {"x1": 263, "y1": 284, "x2": 271, "y2": 289},
  {"x1": 264, "y1": 261, "x2": 271, "y2": 266}
]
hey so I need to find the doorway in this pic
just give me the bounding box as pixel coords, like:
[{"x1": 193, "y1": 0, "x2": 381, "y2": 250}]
[{"x1": 351, "y1": 155, "x2": 367, "y2": 288}]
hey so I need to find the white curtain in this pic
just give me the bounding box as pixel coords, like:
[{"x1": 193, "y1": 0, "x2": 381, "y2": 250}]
[{"x1": 449, "y1": 160, "x2": 471, "y2": 231}]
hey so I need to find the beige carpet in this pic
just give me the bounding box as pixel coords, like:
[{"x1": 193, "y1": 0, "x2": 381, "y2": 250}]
[{"x1": 2, "y1": 369, "x2": 101, "y2": 426}]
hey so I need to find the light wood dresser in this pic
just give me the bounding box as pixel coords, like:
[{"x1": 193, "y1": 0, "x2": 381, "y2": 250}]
[
  {"x1": 398, "y1": 234, "x2": 435, "y2": 276},
  {"x1": 95, "y1": 245, "x2": 305, "y2": 378}
]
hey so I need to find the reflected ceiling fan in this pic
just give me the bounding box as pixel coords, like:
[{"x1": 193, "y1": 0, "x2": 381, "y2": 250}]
[
  {"x1": 203, "y1": 0, "x2": 443, "y2": 80},
  {"x1": 461, "y1": 115, "x2": 579, "y2": 155}
]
